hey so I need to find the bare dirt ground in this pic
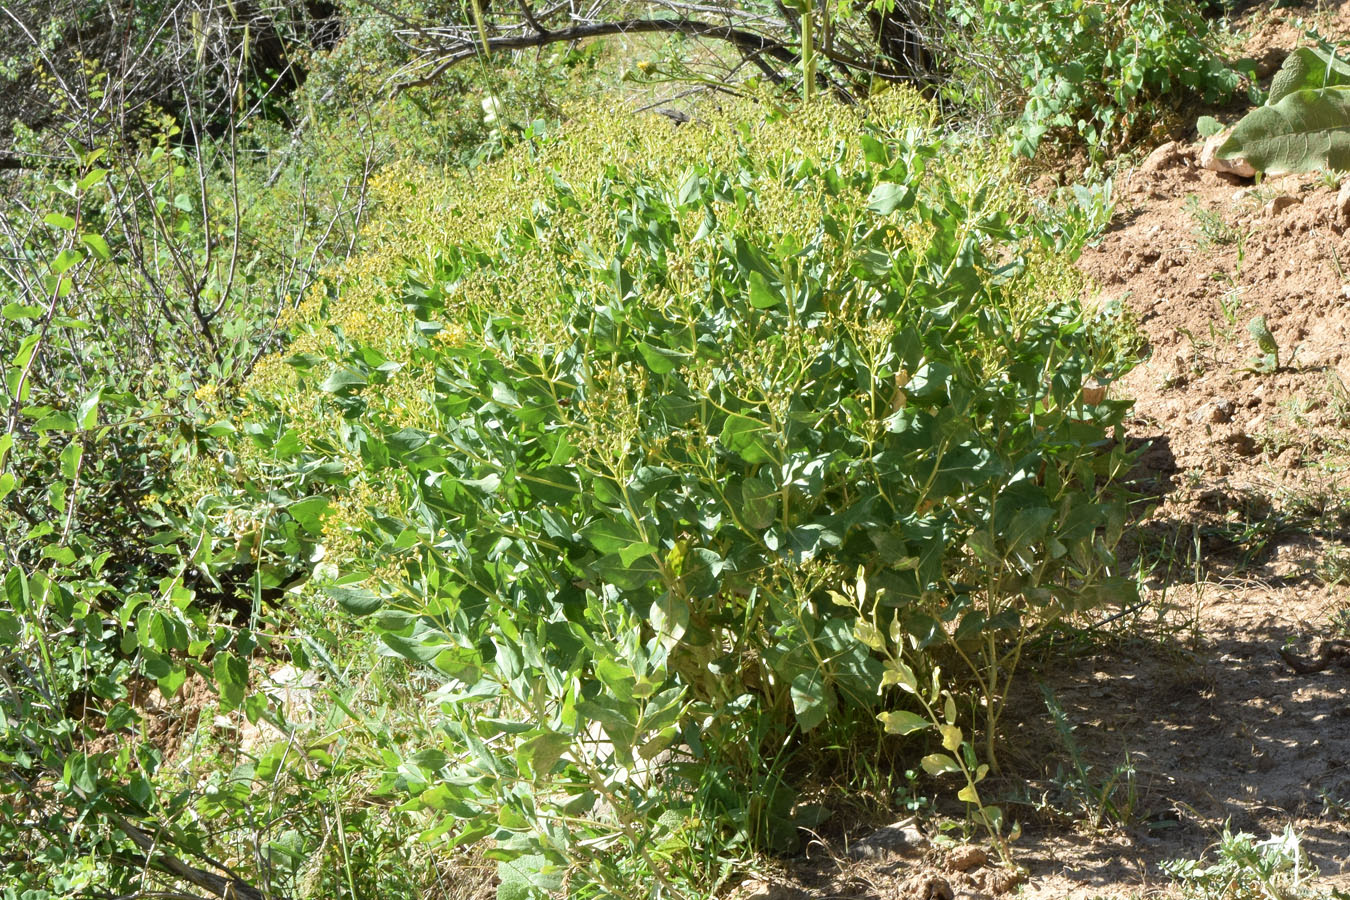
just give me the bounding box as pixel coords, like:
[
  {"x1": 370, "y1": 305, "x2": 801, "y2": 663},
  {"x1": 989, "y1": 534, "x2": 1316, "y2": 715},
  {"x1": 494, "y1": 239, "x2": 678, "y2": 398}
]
[{"x1": 739, "y1": 4, "x2": 1350, "y2": 898}]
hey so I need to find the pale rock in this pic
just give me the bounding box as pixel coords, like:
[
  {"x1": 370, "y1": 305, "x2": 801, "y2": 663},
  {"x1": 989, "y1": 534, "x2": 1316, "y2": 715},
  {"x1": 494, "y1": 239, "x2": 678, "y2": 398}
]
[
  {"x1": 1264, "y1": 195, "x2": 1301, "y2": 218},
  {"x1": 1200, "y1": 130, "x2": 1256, "y2": 178},
  {"x1": 946, "y1": 845, "x2": 988, "y2": 872},
  {"x1": 1140, "y1": 141, "x2": 1182, "y2": 173},
  {"x1": 847, "y1": 819, "x2": 930, "y2": 860},
  {"x1": 1338, "y1": 181, "x2": 1350, "y2": 223},
  {"x1": 737, "y1": 879, "x2": 801, "y2": 900}
]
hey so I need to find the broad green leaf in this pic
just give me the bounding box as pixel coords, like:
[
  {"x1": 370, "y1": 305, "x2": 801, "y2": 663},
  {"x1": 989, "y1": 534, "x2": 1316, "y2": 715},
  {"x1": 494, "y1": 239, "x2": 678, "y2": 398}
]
[
  {"x1": 1220, "y1": 85, "x2": 1350, "y2": 174},
  {"x1": 76, "y1": 390, "x2": 100, "y2": 429},
  {"x1": 288, "y1": 496, "x2": 329, "y2": 534},
  {"x1": 76, "y1": 168, "x2": 108, "y2": 191},
  {"x1": 957, "y1": 784, "x2": 980, "y2": 804},
  {"x1": 59, "y1": 441, "x2": 82, "y2": 479},
  {"x1": 44, "y1": 212, "x2": 76, "y2": 230},
  {"x1": 2, "y1": 302, "x2": 43, "y2": 320},
  {"x1": 737, "y1": 476, "x2": 777, "y2": 529},
  {"x1": 1004, "y1": 506, "x2": 1054, "y2": 556},
  {"x1": 581, "y1": 517, "x2": 656, "y2": 565},
  {"x1": 517, "y1": 732, "x2": 571, "y2": 776},
  {"x1": 720, "y1": 414, "x2": 775, "y2": 464},
  {"x1": 214, "y1": 652, "x2": 249, "y2": 710},
  {"x1": 878, "y1": 709, "x2": 929, "y2": 735},
  {"x1": 80, "y1": 233, "x2": 110, "y2": 260},
  {"x1": 1268, "y1": 47, "x2": 1350, "y2": 106},
  {"x1": 637, "y1": 342, "x2": 688, "y2": 374},
  {"x1": 4, "y1": 567, "x2": 30, "y2": 613},
  {"x1": 320, "y1": 369, "x2": 368, "y2": 393},
  {"x1": 867, "y1": 181, "x2": 912, "y2": 215},
  {"x1": 381, "y1": 634, "x2": 444, "y2": 665},
  {"x1": 330, "y1": 585, "x2": 382, "y2": 615},
  {"x1": 747, "y1": 271, "x2": 780, "y2": 309},
  {"x1": 790, "y1": 671, "x2": 830, "y2": 732}
]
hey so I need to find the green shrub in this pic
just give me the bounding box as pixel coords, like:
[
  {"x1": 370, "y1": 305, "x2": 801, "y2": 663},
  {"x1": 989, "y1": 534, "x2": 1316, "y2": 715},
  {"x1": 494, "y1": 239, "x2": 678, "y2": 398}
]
[
  {"x1": 221, "y1": 91, "x2": 1139, "y2": 892},
  {"x1": 945, "y1": 0, "x2": 1247, "y2": 158}
]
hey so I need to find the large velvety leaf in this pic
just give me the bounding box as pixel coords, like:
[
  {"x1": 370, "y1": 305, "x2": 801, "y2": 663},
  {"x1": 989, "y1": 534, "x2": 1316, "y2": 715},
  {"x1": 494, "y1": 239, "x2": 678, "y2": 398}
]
[
  {"x1": 1220, "y1": 85, "x2": 1350, "y2": 174},
  {"x1": 1268, "y1": 47, "x2": 1350, "y2": 106}
]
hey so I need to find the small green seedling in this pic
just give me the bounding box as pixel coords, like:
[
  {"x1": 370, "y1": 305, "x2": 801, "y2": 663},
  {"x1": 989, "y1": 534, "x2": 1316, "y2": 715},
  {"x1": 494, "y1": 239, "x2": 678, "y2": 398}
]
[{"x1": 1247, "y1": 315, "x2": 1279, "y2": 373}]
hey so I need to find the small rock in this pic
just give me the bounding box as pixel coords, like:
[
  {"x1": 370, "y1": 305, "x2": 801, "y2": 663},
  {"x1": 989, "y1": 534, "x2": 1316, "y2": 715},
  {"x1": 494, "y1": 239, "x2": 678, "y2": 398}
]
[
  {"x1": 1200, "y1": 129, "x2": 1256, "y2": 179},
  {"x1": 1339, "y1": 181, "x2": 1350, "y2": 223},
  {"x1": 737, "y1": 879, "x2": 801, "y2": 900},
  {"x1": 1211, "y1": 399, "x2": 1234, "y2": 424},
  {"x1": 900, "y1": 873, "x2": 955, "y2": 900},
  {"x1": 1264, "y1": 195, "x2": 1301, "y2": 218},
  {"x1": 1276, "y1": 447, "x2": 1302, "y2": 469},
  {"x1": 848, "y1": 819, "x2": 930, "y2": 860},
  {"x1": 1218, "y1": 427, "x2": 1258, "y2": 456},
  {"x1": 1140, "y1": 141, "x2": 1182, "y2": 173},
  {"x1": 947, "y1": 845, "x2": 988, "y2": 872}
]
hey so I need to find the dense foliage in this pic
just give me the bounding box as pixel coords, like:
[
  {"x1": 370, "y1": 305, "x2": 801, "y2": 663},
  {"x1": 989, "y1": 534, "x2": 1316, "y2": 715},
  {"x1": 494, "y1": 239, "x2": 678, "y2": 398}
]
[
  {"x1": 210, "y1": 93, "x2": 1137, "y2": 895},
  {"x1": 0, "y1": 1, "x2": 1264, "y2": 897}
]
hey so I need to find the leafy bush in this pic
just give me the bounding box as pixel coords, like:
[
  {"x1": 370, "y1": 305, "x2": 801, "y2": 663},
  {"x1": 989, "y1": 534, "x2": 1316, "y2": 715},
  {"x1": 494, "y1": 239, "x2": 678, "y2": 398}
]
[
  {"x1": 945, "y1": 0, "x2": 1246, "y2": 158},
  {"x1": 1164, "y1": 826, "x2": 1324, "y2": 900},
  {"x1": 218, "y1": 91, "x2": 1138, "y2": 893}
]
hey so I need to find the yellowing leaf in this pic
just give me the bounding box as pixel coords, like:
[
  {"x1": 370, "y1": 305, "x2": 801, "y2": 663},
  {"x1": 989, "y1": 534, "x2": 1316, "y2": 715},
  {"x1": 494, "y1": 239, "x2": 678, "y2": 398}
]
[
  {"x1": 939, "y1": 724, "x2": 962, "y2": 753},
  {"x1": 957, "y1": 784, "x2": 980, "y2": 804},
  {"x1": 854, "y1": 620, "x2": 884, "y2": 651},
  {"x1": 921, "y1": 753, "x2": 961, "y2": 776},
  {"x1": 878, "y1": 710, "x2": 928, "y2": 735},
  {"x1": 880, "y1": 660, "x2": 918, "y2": 693}
]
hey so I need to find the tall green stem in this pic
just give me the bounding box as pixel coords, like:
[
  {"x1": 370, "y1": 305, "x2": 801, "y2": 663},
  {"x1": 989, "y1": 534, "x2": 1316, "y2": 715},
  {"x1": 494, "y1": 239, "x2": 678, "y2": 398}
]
[{"x1": 801, "y1": 0, "x2": 815, "y2": 103}]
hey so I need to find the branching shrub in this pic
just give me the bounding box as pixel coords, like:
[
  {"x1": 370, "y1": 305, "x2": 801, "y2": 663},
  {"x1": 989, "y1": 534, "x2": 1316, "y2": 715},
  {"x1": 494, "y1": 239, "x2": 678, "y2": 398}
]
[{"x1": 220, "y1": 91, "x2": 1140, "y2": 894}]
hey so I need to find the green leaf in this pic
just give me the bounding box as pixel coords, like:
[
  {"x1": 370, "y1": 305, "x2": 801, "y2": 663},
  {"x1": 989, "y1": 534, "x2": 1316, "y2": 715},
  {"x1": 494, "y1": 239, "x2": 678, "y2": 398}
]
[
  {"x1": 44, "y1": 212, "x2": 76, "y2": 230},
  {"x1": 1220, "y1": 85, "x2": 1350, "y2": 175},
  {"x1": 330, "y1": 584, "x2": 382, "y2": 615},
  {"x1": 1268, "y1": 47, "x2": 1350, "y2": 106},
  {"x1": 1196, "y1": 115, "x2": 1224, "y2": 138},
  {"x1": 80, "y1": 233, "x2": 110, "y2": 260},
  {"x1": 214, "y1": 652, "x2": 249, "y2": 711},
  {"x1": 790, "y1": 671, "x2": 830, "y2": 732},
  {"x1": 517, "y1": 731, "x2": 570, "y2": 776},
  {"x1": 381, "y1": 633, "x2": 443, "y2": 664},
  {"x1": 581, "y1": 517, "x2": 656, "y2": 565},
  {"x1": 50, "y1": 249, "x2": 81, "y2": 275},
  {"x1": 1004, "y1": 506, "x2": 1054, "y2": 557},
  {"x1": 867, "y1": 182, "x2": 912, "y2": 215},
  {"x1": 637, "y1": 342, "x2": 688, "y2": 374},
  {"x1": 721, "y1": 414, "x2": 775, "y2": 464},
  {"x1": 878, "y1": 709, "x2": 929, "y2": 735},
  {"x1": 288, "y1": 496, "x2": 329, "y2": 534},
  {"x1": 2, "y1": 302, "x2": 44, "y2": 320},
  {"x1": 747, "y1": 271, "x2": 780, "y2": 309},
  {"x1": 737, "y1": 476, "x2": 778, "y2": 529},
  {"x1": 59, "y1": 441, "x2": 82, "y2": 479},
  {"x1": 320, "y1": 369, "x2": 368, "y2": 393}
]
